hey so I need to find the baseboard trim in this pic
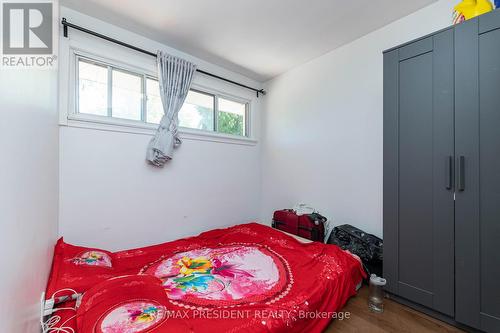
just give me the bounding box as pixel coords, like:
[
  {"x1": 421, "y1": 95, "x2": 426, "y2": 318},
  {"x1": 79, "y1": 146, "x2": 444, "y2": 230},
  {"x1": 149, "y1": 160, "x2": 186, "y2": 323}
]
[{"x1": 386, "y1": 292, "x2": 482, "y2": 333}]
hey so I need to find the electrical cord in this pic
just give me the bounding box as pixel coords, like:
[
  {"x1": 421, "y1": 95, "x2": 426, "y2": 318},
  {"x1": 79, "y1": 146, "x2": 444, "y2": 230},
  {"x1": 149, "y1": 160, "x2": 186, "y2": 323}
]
[
  {"x1": 41, "y1": 289, "x2": 80, "y2": 333},
  {"x1": 42, "y1": 314, "x2": 76, "y2": 333}
]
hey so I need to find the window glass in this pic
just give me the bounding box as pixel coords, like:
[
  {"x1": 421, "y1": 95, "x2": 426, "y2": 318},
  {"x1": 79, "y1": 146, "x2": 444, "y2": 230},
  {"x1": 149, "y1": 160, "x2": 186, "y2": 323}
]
[
  {"x1": 146, "y1": 79, "x2": 163, "y2": 124},
  {"x1": 75, "y1": 56, "x2": 249, "y2": 137},
  {"x1": 178, "y1": 90, "x2": 215, "y2": 131},
  {"x1": 78, "y1": 60, "x2": 108, "y2": 116},
  {"x1": 111, "y1": 69, "x2": 142, "y2": 121},
  {"x1": 218, "y1": 97, "x2": 246, "y2": 136}
]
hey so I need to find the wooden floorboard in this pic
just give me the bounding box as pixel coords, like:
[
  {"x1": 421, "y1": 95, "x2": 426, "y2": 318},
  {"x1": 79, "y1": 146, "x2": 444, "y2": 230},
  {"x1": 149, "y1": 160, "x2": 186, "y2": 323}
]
[{"x1": 325, "y1": 287, "x2": 464, "y2": 333}]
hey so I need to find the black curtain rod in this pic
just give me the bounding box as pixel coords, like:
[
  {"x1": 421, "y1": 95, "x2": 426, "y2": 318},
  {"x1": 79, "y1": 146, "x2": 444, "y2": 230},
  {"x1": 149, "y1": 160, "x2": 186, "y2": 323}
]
[{"x1": 61, "y1": 18, "x2": 266, "y2": 97}]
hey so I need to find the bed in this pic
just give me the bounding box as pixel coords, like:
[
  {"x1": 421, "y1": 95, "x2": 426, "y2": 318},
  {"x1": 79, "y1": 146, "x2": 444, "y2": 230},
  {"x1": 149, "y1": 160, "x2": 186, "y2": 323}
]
[{"x1": 45, "y1": 223, "x2": 365, "y2": 333}]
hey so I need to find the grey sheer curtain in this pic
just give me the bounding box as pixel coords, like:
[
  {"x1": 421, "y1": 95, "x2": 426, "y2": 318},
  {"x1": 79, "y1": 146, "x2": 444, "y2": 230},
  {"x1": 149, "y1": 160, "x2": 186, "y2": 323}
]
[{"x1": 146, "y1": 51, "x2": 197, "y2": 167}]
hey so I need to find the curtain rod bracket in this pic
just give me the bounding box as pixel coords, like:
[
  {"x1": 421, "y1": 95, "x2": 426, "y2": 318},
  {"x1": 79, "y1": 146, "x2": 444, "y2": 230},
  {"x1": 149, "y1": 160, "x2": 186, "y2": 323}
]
[{"x1": 62, "y1": 18, "x2": 68, "y2": 38}]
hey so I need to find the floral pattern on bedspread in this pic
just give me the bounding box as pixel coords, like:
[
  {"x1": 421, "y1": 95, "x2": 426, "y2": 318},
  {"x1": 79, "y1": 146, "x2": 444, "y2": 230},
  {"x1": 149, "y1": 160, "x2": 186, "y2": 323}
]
[
  {"x1": 98, "y1": 301, "x2": 166, "y2": 333},
  {"x1": 71, "y1": 251, "x2": 112, "y2": 267},
  {"x1": 140, "y1": 244, "x2": 292, "y2": 309}
]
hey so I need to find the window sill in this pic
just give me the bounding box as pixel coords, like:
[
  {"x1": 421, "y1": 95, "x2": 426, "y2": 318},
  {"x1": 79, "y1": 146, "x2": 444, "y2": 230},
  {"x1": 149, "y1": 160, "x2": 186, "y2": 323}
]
[{"x1": 62, "y1": 115, "x2": 258, "y2": 146}]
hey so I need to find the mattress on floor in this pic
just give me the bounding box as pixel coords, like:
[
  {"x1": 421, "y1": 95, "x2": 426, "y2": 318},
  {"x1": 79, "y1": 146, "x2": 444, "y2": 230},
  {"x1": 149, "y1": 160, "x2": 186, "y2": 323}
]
[{"x1": 46, "y1": 222, "x2": 365, "y2": 333}]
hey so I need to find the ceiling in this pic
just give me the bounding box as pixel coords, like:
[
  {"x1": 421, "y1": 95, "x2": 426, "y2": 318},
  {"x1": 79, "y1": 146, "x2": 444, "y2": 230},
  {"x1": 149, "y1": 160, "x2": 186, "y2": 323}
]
[{"x1": 61, "y1": 0, "x2": 437, "y2": 82}]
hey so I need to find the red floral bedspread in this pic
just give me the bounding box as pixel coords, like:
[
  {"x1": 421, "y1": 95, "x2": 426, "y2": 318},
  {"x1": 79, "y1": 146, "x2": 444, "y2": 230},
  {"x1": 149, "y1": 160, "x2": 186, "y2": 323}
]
[{"x1": 46, "y1": 223, "x2": 365, "y2": 333}]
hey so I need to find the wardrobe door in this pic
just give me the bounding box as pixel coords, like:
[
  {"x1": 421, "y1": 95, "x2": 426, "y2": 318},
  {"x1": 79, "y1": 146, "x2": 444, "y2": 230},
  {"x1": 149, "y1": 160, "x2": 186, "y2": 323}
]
[
  {"x1": 455, "y1": 11, "x2": 500, "y2": 332},
  {"x1": 383, "y1": 29, "x2": 455, "y2": 316}
]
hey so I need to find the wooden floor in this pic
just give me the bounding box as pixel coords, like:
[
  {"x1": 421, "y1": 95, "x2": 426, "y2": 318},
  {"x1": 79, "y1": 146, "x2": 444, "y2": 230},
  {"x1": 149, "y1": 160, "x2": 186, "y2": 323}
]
[{"x1": 325, "y1": 287, "x2": 464, "y2": 333}]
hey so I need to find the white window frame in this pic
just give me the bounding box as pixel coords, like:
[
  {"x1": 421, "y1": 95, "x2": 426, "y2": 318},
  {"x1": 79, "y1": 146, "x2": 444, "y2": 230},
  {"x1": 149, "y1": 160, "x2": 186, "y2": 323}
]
[{"x1": 62, "y1": 47, "x2": 257, "y2": 145}]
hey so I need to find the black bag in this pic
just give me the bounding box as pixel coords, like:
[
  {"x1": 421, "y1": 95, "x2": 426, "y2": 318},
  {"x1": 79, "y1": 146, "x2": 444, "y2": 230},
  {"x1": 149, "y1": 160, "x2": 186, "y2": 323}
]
[{"x1": 327, "y1": 224, "x2": 383, "y2": 278}]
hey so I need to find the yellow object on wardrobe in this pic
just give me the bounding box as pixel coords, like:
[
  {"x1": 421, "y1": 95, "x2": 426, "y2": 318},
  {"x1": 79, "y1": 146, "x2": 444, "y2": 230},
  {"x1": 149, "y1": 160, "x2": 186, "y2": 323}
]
[
  {"x1": 453, "y1": 0, "x2": 494, "y2": 24},
  {"x1": 474, "y1": 0, "x2": 494, "y2": 16}
]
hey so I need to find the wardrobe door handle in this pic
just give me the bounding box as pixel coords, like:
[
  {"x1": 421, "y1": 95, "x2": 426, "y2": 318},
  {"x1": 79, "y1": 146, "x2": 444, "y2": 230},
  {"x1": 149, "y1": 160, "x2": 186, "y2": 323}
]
[
  {"x1": 446, "y1": 156, "x2": 453, "y2": 190},
  {"x1": 458, "y1": 156, "x2": 465, "y2": 192}
]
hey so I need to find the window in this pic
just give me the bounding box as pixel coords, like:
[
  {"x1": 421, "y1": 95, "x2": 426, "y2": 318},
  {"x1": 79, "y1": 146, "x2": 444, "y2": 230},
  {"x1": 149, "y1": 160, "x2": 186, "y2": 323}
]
[
  {"x1": 78, "y1": 60, "x2": 108, "y2": 116},
  {"x1": 179, "y1": 90, "x2": 215, "y2": 131},
  {"x1": 145, "y1": 78, "x2": 163, "y2": 124},
  {"x1": 218, "y1": 97, "x2": 246, "y2": 137},
  {"x1": 111, "y1": 69, "x2": 142, "y2": 121},
  {"x1": 76, "y1": 56, "x2": 249, "y2": 137}
]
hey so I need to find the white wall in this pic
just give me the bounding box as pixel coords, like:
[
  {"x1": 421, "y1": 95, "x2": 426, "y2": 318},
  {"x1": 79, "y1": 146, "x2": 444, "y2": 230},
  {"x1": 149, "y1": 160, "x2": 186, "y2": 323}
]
[
  {"x1": 0, "y1": 69, "x2": 59, "y2": 331},
  {"x1": 261, "y1": 0, "x2": 457, "y2": 237},
  {"x1": 58, "y1": 7, "x2": 263, "y2": 251}
]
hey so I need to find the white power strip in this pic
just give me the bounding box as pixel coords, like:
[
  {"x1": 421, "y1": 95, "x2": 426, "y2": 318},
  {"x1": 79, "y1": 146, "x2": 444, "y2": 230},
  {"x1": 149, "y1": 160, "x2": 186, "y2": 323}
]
[
  {"x1": 40, "y1": 292, "x2": 46, "y2": 324},
  {"x1": 41, "y1": 292, "x2": 56, "y2": 317}
]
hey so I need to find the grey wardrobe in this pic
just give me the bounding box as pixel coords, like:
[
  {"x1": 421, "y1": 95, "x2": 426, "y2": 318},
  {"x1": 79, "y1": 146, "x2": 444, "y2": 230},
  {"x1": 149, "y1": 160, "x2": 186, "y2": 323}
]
[{"x1": 383, "y1": 10, "x2": 500, "y2": 333}]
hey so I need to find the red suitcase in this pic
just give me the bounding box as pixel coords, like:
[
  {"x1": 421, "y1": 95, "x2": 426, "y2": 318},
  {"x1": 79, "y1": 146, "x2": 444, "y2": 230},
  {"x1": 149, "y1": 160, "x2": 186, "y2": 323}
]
[
  {"x1": 272, "y1": 209, "x2": 326, "y2": 242},
  {"x1": 272, "y1": 209, "x2": 299, "y2": 235}
]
